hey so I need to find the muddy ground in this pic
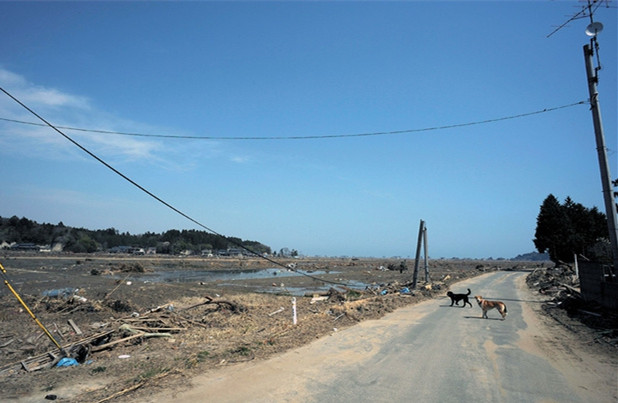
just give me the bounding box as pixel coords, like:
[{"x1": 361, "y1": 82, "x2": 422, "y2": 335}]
[{"x1": 0, "y1": 254, "x2": 609, "y2": 402}]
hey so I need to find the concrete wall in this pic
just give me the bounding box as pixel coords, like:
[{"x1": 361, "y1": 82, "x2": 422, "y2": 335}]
[{"x1": 579, "y1": 262, "x2": 618, "y2": 309}]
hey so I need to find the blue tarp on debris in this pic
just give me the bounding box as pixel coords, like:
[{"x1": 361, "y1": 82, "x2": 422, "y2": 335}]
[
  {"x1": 42, "y1": 288, "x2": 78, "y2": 298},
  {"x1": 56, "y1": 358, "x2": 79, "y2": 367}
]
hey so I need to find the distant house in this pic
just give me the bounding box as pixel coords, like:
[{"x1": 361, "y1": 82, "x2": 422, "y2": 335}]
[
  {"x1": 216, "y1": 248, "x2": 243, "y2": 257},
  {"x1": 10, "y1": 243, "x2": 40, "y2": 251},
  {"x1": 109, "y1": 246, "x2": 133, "y2": 254},
  {"x1": 228, "y1": 248, "x2": 243, "y2": 257}
]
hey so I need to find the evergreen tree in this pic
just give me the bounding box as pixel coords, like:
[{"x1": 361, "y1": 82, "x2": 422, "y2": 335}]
[
  {"x1": 534, "y1": 194, "x2": 609, "y2": 263},
  {"x1": 534, "y1": 194, "x2": 570, "y2": 263}
]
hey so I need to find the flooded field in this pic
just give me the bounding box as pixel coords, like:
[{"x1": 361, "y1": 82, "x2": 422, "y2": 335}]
[
  {"x1": 140, "y1": 267, "x2": 334, "y2": 283},
  {"x1": 0, "y1": 254, "x2": 413, "y2": 300},
  {"x1": 0, "y1": 253, "x2": 516, "y2": 301},
  {"x1": 128, "y1": 267, "x2": 369, "y2": 295}
]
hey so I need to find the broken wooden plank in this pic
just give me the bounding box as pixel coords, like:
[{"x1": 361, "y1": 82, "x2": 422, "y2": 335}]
[
  {"x1": 171, "y1": 313, "x2": 210, "y2": 329},
  {"x1": 68, "y1": 319, "x2": 83, "y2": 335},
  {"x1": 90, "y1": 334, "x2": 144, "y2": 352},
  {"x1": 53, "y1": 322, "x2": 65, "y2": 341},
  {"x1": 179, "y1": 295, "x2": 243, "y2": 313},
  {"x1": 0, "y1": 330, "x2": 115, "y2": 374},
  {"x1": 93, "y1": 370, "x2": 172, "y2": 403},
  {"x1": 310, "y1": 296, "x2": 328, "y2": 304},
  {"x1": 90, "y1": 328, "x2": 173, "y2": 352},
  {"x1": 121, "y1": 318, "x2": 163, "y2": 323},
  {"x1": 268, "y1": 307, "x2": 285, "y2": 316},
  {"x1": 21, "y1": 351, "x2": 60, "y2": 372},
  {"x1": 146, "y1": 303, "x2": 172, "y2": 313},
  {"x1": 559, "y1": 283, "x2": 582, "y2": 297},
  {"x1": 125, "y1": 326, "x2": 185, "y2": 332}
]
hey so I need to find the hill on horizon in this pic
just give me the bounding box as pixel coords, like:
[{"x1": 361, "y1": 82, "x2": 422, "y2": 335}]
[{"x1": 0, "y1": 215, "x2": 271, "y2": 255}]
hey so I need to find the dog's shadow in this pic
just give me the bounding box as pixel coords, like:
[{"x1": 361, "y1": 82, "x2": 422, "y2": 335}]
[
  {"x1": 439, "y1": 304, "x2": 473, "y2": 308},
  {"x1": 495, "y1": 298, "x2": 545, "y2": 303},
  {"x1": 463, "y1": 316, "x2": 504, "y2": 321}
]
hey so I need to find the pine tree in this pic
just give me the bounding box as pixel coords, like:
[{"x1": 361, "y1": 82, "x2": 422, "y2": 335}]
[
  {"x1": 534, "y1": 194, "x2": 571, "y2": 263},
  {"x1": 534, "y1": 194, "x2": 609, "y2": 263}
]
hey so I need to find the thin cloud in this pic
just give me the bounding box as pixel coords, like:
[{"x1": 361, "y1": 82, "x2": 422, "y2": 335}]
[
  {"x1": 0, "y1": 67, "x2": 90, "y2": 110},
  {"x1": 230, "y1": 155, "x2": 250, "y2": 164},
  {"x1": 0, "y1": 67, "x2": 219, "y2": 169},
  {"x1": 21, "y1": 87, "x2": 90, "y2": 109},
  {"x1": 0, "y1": 68, "x2": 26, "y2": 86}
]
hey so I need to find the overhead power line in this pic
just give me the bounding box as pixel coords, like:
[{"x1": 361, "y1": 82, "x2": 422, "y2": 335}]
[
  {"x1": 547, "y1": 0, "x2": 597, "y2": 38},
  {"x1": 0, "y1": 101, "x2": 586, "y2": 141},
  {"x1": 0, "y1": 86, "x2": 345, "y2": 286},
  {"x1": 546, "y1": 0, "x2": 611, "y2": 38}
]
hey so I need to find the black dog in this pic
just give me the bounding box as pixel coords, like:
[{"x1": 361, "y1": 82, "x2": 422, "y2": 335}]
[{"x1": 447, "y1": 288, "x2": 472, "y2": 307}]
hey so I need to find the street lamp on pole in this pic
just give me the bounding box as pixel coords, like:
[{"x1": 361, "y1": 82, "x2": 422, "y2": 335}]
[{"x1": 582, "y1": 20, "x2": 618, "y2": 270}]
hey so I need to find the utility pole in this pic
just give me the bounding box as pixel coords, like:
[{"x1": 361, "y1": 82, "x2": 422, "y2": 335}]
[
  {"x1": 412, "y1": 219, "x2": 428, "y2": 289},
  {"x1": 423, "y1": 225, "x2": 429, "y2": 282},
  {"x1": 583, "y1": 33, "x2": 618, "y2": 271}
]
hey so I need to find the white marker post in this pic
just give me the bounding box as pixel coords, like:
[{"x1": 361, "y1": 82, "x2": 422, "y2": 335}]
[{"x1": 292, "y1": 297, "x2": 297, "y2": 325}]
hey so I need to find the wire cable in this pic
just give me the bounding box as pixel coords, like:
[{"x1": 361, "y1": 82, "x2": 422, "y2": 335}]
[
  {"x1": 0, "y1": 101, "x2": 587, "y2": 141},
  {"x1": 546, "y1": 0, "x2": 606, "y2": 38},
  {"x1": 0, "y1": 86, "x2": 347, "y2": 287}
]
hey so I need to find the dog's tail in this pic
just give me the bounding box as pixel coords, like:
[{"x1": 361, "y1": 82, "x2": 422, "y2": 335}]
[{"x1": 466, "y1": 288, "x2": 471, "y2": 295}]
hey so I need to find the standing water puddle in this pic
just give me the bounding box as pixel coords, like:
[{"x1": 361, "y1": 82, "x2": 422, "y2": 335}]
[
  {"x1": 130, "y1": 268, "x2": 332, "y2": 284},
  {"x1": 127, "y1": 268, "x2": 370, "y2": 296}
]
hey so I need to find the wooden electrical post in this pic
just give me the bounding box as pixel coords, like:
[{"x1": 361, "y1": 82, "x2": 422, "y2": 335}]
[
  {"x1": 583, "y1": 42, "x2": 618, "y2": 271},
  {"x1": 412, "y1": 219, "x2": 426, "y2": 289},
  {"x1": 423, "y1": 225, "x2": 429, "y2": 282}
]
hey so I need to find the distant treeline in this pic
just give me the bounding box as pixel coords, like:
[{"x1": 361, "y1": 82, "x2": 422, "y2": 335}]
[
  {"x1": 512, "y1": 252, "x2": 549, "y2": 261},
  {"x1": 0, "y1": 215, "x2": 271, "y2": 255}
]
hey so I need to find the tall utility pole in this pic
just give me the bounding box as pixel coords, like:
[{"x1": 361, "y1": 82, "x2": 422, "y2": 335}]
[
  {"x1": 583, "y1": 33, "x2": 618, "y2": 270},
  {"x1": 412, "y1": 219, "x2": 428, "y2": 289},
  {"x1": 423, "y1": 225, "x2": 429, "y2": 282}
]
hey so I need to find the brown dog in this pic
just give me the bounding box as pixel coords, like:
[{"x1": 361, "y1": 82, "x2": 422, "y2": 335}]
[{"x1": 474, "y1": 296, "x2": 508, "y2": 320}]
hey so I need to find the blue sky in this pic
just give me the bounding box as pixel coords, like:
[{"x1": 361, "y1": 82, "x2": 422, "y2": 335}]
[{"x1": 0, "y1": 1, "x2": 616, "y2": 259}]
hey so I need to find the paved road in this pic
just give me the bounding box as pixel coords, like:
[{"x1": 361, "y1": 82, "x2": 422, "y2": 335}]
[{"x1": 154, "y1": 271, "x2": 616, "y2": 403}]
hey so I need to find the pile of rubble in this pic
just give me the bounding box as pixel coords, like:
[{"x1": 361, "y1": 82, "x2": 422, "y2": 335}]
[
  {"x1": 0, "y1": 294, "x2": 243, "y2": 376},
  {"x1": 527, "y1": 264, "x2": 618, "y2": 347}
]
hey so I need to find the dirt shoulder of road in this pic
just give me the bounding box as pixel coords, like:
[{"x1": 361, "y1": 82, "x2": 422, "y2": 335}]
[
  {"x1": 516, "y1": 275, "x2": 617, "y2": 402},
  {"x1": 0, "y1": 255, "x2": 613, "y2": 402}
]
